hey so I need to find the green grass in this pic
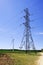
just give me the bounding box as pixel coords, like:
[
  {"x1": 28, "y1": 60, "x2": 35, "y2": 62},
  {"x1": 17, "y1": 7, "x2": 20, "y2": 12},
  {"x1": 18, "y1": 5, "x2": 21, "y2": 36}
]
[
  {"x1": 7, "y1": 53, "x2": 38, "y2": 65},
  {"x1": 0, "y1": 49, "x2": 40, "y2": 65}
]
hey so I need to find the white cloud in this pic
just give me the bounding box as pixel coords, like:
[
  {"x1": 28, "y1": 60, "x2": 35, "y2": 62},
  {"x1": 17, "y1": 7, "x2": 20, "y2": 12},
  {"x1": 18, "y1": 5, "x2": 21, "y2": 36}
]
[
  {"x1": 39, "y1": 32, "x2": 43, "y2": 35},
  {"x1": 36, "y1": 32, "x2": 43, "y2": 35}
]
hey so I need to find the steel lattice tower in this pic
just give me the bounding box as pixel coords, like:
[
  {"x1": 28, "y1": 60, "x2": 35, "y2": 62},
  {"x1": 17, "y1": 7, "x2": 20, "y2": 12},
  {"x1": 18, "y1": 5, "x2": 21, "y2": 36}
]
[
  {"x1": 12, "y1": 38, "x2": 14, "y2": 51},
  {"x1": 20, "y1": 8, "x2": 35, "y2": 53}
]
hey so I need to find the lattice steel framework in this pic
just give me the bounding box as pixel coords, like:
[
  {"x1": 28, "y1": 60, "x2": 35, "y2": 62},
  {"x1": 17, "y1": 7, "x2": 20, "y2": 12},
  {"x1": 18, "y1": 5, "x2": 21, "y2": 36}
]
[{"x1": 20, "y1": 8, "x2": 35, "y2": 53}]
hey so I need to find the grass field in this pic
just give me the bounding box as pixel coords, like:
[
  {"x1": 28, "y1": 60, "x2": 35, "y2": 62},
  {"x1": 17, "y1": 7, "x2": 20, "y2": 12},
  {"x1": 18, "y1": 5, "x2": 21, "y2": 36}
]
[
  {"x1": 0, "y1": 49, "x2": 40, "y2": 65},
  {"x1": 7, "y1": 53, "x2": 38, "y2": 65}
]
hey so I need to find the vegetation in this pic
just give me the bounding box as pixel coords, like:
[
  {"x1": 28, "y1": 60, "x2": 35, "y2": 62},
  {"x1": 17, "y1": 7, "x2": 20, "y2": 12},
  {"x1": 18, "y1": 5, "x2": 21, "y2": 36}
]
[
  {"x1": 0, "y1": 49, "x2": 42, "y2": 53},
  {"x1": 8, "y1": 53, "x2": 38, "y2": 65},
  {"x1": 0, "y1": 49, "x2": 41, "y2": 65}
]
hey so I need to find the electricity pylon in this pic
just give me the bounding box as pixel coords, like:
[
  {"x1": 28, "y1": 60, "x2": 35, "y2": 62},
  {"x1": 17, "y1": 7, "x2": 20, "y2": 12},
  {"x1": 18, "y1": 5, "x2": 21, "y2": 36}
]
[
  {"x1": 12, "y1": 38, "x2": 14, "y2": 51},
  {"x1": 19, "y1": 8, "x2": 35, "y2": 53}
]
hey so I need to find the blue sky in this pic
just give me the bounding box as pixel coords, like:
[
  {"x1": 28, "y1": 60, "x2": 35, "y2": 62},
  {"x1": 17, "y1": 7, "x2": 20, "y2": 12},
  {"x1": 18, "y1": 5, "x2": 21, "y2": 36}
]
[{"x1": 0, "y1": 0, "x2": 43, "y2": 50}]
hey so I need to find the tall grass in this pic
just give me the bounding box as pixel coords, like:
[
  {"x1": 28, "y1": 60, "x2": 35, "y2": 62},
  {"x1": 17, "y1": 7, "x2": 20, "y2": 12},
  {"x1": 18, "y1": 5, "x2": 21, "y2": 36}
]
[
  {"x1": 0, "y1": 49, "x2": 40, "y2": 65},
  {"x1": 8, "y1": 53, "x2": 38, "y2": 65}
]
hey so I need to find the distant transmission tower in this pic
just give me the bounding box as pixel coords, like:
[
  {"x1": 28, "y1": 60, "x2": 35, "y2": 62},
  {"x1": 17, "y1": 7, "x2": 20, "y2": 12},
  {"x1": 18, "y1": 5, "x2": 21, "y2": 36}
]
[
  {"x1": 12, "y1": 39, "x2": 14, "y2": 51},
  {"x1": 20, "y1": 8, "x2": 35, "y2": 53}
]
